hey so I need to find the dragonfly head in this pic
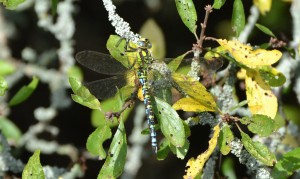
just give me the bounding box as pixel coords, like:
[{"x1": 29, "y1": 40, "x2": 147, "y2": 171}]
[{"x1": 137, "y1": 38, "x2": 152, "y2": 50}]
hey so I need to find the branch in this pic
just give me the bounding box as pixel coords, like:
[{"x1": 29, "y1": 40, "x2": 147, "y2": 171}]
[{"x1": 102, "y1": 0, "x2": 141, "y2": 43}]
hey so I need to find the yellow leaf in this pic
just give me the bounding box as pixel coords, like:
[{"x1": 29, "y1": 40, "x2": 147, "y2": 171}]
[
  {"x1": 253, "y1": 0, "x2": 272, "y2": 15},
  {"x1": 173, "y1": 97, "x2": 215, "y2": 112},
  {"x1": 184, "y1": 125, "x2": 220, "y2": 179},
  {"x1": 216, "y1": 39, "x2": 282, "y2": 68},
  {"x1": 245, "y1": 69, "x2": 277, "y2": 118},
  {"x1": 172, "y1": 73, "x2": 217, "y2": 112},
  {"x1": 237, "y1": 68, "x2": 246, "y2": 79},
  {"x1": 204, "y1": 46, "x2": 227, "y2": 60}
]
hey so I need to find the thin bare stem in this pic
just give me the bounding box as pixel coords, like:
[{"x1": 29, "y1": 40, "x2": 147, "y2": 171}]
[
  {"x1": 198, "y1": 5, "x2": 213, "y2": 49},
  {"x1": 105, "y1": 99, "x2": 135, "y2": 120}
]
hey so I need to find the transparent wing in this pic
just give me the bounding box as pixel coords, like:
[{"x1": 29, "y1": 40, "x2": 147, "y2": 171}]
[
  {"x1": 84, "y1": 76, "x2": 129, "y2": 100},
  {"x1": 76, "y1": 50, "x2": 129, "y2": 75},
  {"x1": 152, "y1": 57, "x2": 223, "y2": 76},
  {"x1": 157, "y1": 57, "x2": 223, "y2": 71}
]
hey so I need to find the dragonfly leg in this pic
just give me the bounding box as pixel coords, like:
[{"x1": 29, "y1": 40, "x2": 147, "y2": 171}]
[
  {"x1": 115, "y1": 37, "x2": 126, "y2": 48},
  {"x1": 114, "y1": 37, "x2": 137, "y2": 53}
]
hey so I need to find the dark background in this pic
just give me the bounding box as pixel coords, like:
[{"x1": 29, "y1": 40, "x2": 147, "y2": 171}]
[{"x1": 4, "y1": 0, "x2": 292, "y2": 178}]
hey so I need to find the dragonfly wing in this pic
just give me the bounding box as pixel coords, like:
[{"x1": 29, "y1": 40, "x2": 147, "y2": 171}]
[
  {"x1": 163, "y1": 57, "x2": 223, "y2": 71},
  {"x1": 84, "y1": 76, "x2": 129, "y2": 100},
  {"x1": 76, "y1": 51, "x2": 129, "y2": 75}
]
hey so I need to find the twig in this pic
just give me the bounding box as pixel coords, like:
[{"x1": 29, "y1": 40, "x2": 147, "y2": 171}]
[
  {"x1": 105, "y1": 98, "x2": 135, "y2": 120},
  {"x1": 198, "y1": 5, "x2": 213, "y2": 49},
  {"x1": 192, "y1": 5, "x2": 213, "y2": 57}
]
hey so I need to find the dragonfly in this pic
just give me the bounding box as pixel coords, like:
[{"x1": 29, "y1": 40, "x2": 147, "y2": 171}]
[
  {"x1": 76, "y1": 38, "x2": 224, "y2": 153},
  {"x1": 76, "y1": 38, "x2": 159, "y2": 153}
]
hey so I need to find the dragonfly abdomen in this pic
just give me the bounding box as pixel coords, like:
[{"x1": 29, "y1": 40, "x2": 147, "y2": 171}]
[{"x1": 138, "y1": 68, "x2": 157, "y2": 153}]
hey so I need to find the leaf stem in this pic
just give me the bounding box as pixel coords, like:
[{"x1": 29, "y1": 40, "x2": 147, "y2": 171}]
[{"x1": 235, "y1": 122, "x2": 243, "y2": 132}]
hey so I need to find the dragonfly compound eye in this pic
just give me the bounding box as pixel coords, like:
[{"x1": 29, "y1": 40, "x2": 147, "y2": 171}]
[
  {"x1": 147, "y1": 41, "x2": 152, "y2": 49},
  {"x1": 138, "y1": 38, "x2": 152, "y2": 49}
]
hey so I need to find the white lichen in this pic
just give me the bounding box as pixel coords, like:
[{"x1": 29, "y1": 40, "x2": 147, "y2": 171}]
[{"x1": 102, "y1": 0, "x2": 140, "y2": 43}]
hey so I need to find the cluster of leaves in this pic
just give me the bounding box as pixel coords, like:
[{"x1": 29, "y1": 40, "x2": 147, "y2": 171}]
[
  {"x1": 68, "y1": 0, "x2": 300, "y2": 179},
  {"x1": 0, "y1": 60, "x2": 40, "y2": 143},
  {"x1": 2, "y1": 0, "x2": 299, "y2": 178},
  {"x1": 0, "y1": 0, "x2": 24, "y2": 10},
  {"x1": 0, "y1": 62, "x2": 42, "y2": 177},
  {"x1": 69, "y1": 34, "x2": 213, "y2": 177},
  {"x1": 0, "y1": 0, "x2": 58, "y2": 15},
  {"x1": 177, "y1": 0, "x2": 299, "y2": 179}
]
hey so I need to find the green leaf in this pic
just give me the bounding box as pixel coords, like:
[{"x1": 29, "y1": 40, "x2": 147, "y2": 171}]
[
  {"x1": 91, "y1": 109, "x2": 107, "y2": 127},
  {"x1": 86, "y1": 124, "x2": 112, "y2": 160},
  {"x1": 98, "y1": 121, "x2": 127, "y2": 179},
  {"x1": 282, "y1": 105, "x2": 300, "y2": 126},
  {"x1": 274, "y1": 112, "x2": 285, "y2": 131},
  {"x1": 212, "y1": 0, "x2": 226, "y2": 9},
  {"x1": 232, "y1": 0, "x2": 245, "y2": 37},
  {"x1": 284, "y1": 46, "x2": 296, "y2": 59},
  {"x1": 153, "y1": 97, "x2": 185, "y2": 147},
  {"x1": 0, "y1": 0, "x2": 25, "y2": 10},
  {"x1": 175, "y1": 0, "x2": 197, "y2": 34},
  {"x1": 169, "y1": 139, "x2": 189, "y2": 159},
  {"x1": 218, "y1": 125, "x2": 234, "y2": 155},
  {"x1": 255, "y1": 24, "x2": 276, "y2": 38},
  {"x1": 0, "y1": 76, "x2": 8, "y2": 96},
  {"x1": 258, "y1": 66, "x2": 286, "y2": 87},
  {"x1": 68, "y1": 65, "x2": 83, "y2": 82},
  {"x1": 157, "y1": 139, "x2": 170, "y2": 160},
  {"x1": 69, "y1": 77, "x2": 81, "y2": 92},
  {"x1": 51, "y1": 0, "x2": 58, "y2": 15},
  {"x1": 69, "y1": 77, "x2": 101, "y2": 110},
  {"x1": 9, "y1": 77, "x2": 39, "y2": 106},
  {"x1": 176, "y1": 66, "x2": 191, "y2": 76},
  {"x1": 167, "y1": 53, "x2": 187, "y2": 73},
  {"x1": 91, "y1": 85, "x2": 134, "y2": 127},
  {"x1": 272, "y1": 147, "x2": 300, "y2": 178},
  {"x1": 204, "y1": 46, "x2": 227, "y2": 60},
  {"x1": 240, "y1": 116, "x2": 251, "y2": 125},
  {"x1": 260, "y1": 43, "x2": 271, "y2": 49},
  {"x1": 247, "y1": 114, "x2": 276, "y2": 137},
  {"x1": 0, "y1": 117, "x2": 22, "y2": 142},
  {"x1": 169, "y1": 119, "x2": 190, "y2": 159},
  {"x1": 241, "y1": 132, "x2": 276, "y2": 166},
  {"x1": 22, "y1": 150, "x2": 45, "y2": 179},
  {"x1": 183, "y1": 120, "x2": 191, "y2": 137},
  {"x1": 221, "y1": 157, "x2": 237, "y2": 179},
  {"x1": 0, "y1": 60, "x2": 16, "y2": 76},
  {"x1": 106, "y1": 35, "x2": 136, "y2": 69}
]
